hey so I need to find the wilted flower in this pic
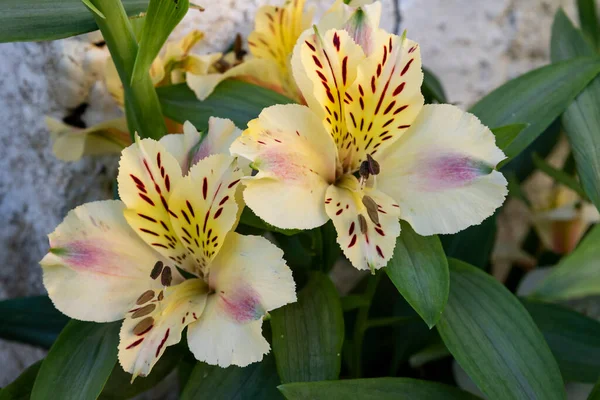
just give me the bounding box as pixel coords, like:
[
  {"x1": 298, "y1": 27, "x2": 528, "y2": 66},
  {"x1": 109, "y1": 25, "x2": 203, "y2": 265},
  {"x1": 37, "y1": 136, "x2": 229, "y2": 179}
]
[
  {"x1": 40, "y1": 119, "x2": 296, "y2": 378},
  {"x1": 231, "y1": 23, "x2": 508, "y2": 272}
]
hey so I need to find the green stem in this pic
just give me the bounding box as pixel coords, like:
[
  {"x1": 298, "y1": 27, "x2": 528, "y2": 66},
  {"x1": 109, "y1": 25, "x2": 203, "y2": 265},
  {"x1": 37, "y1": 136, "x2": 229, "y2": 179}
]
[
  {"x1": 86, "y1": 0, "x2": 167, "y2": 140},
  {"x1": 364, "y1": 316, "x2": 417, "y2": 329},
  {"x1": 352, "y1": 272, "x2": 382, "y2": 378}
]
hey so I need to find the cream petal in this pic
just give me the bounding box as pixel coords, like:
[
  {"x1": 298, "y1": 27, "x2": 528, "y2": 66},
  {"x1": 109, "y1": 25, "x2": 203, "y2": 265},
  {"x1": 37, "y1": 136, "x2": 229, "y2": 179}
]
[
  {"x1": 158, "y1": 123, "x2": 202, "y2": 173},
  {"x1": 187, "y1": 233, "x2": 295, "y2": 367},
  {"x1": 377, "y1": 104, "x2": 508, "y2": 236},
  {"x1": 230, "y1": 104, "x2": 337, "y2": 229},
  {"x1": 119, "y1": 278, "x2": 208, "y2": 379},
  {"x1": 40, "y1": 200, "x2": 170, "y2": 322}
]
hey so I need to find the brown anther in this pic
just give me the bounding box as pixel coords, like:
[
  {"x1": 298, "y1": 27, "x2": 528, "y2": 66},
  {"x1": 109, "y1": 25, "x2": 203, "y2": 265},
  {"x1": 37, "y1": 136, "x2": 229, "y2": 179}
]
[
  {"x1": 362, "y1": 195, "x2": 380, "y2": 225},
  {"x1": 157, "y1": 290, "x2": 164, "y2": 301},
  {"x1": 161, "y1": 266, "x2": 172, "y2": 286},
  {"x1": 150, "y1": 261, "x2": 164, "y2": 280},
  {"x1": 234, "y1": 34, "x2": 247, "y2": 61},
  {"x1": 358, "y1": 214, "x2": 368, "y2": 234},
  {"x1": 133, "y1": 317, "x2": 154, "y2": 335},
  {"x1": 135, "y1": 290, "x2": 155, "y2": 305},
  {"x1": 359, "y1": 160, "x2": 370, "y2": 180},
  {"x1": 132, "y1": 303, "x2": 156, "y2": 318},
  {"x1": 366, "y1": 154, "x2": 380, "y2": 175}
]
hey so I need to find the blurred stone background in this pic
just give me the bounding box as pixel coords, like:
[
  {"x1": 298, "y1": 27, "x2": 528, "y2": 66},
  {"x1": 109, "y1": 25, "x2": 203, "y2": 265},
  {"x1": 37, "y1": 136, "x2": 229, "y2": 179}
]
[{"x1": 0, "y1": 0, "x2": 580, "y2": 392}]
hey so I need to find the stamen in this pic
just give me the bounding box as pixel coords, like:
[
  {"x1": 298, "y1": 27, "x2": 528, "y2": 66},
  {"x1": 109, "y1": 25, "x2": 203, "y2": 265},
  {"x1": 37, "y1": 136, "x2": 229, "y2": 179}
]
[
  {"x1": 362, "y1": 196, "x2": 380, "y2": 224},
  {"x1": 366, "y1": 154, "x2": 380, "y2": 175},
  {"x1": 358, "y1": 214, "x2": 368, "y2": 234},
  {"x1": 359, "y1": 160, "x2": 370, "y2": 180},
  {"x1": 161, "y1": 266, "x2": 172, "y2": 287},
  {"x1": 133, "y1": 317, "x2": 154, "y2": 335},
  {"x1": 132, "y1": 304, "x2": 156, "y2": 318},
  {"x1": 135, "y1": 290, "x2": 155, "y2": 305},
  {"x1": 157, "y1": 290, "x2": 164, "y2": 301},
  {"x1": 150, "y1": 261, "x2": 164, "y2": 279}
]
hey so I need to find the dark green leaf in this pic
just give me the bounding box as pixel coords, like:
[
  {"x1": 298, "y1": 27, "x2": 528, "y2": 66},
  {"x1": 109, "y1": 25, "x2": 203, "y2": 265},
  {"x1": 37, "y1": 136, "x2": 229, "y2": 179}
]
[
  {"x1": 271, "y1": 272, "x2": 344, "y2": 383},
  {"x1": 0, "y1": 360, "x2": 42, "y2": 400},
  {"x1": 0, "y1": 0, "x2": 148, "y2": 42},
  {"x1": 440, "y1": 213, "x2": 497, "y2": 269},
  {"x1": 278, "y1": 378, "x2": 481, "y2": 400},
  {"x1": 31, "y1": 320, "x2": 120, "y2": 400},
  {"x1": 386, "y1": 221, "x2": 449, "y2": 328},
  {"x1": 239, "y1": 208, "x2": 301, "y2": 236},
  {"x1": 99, "y1": 345, "x2": 183, "y2": 399},
  {"x1": 491, "y1": 123, "x2": 529, "y2": 155},
  {"x1": 523, "y1": 299, "x2": 600, "y2": 383},
  {"x1": 532, "y1": 153, "x2": 588, "y2": 199},
  {"x1": 577, "y1": 0, "x2": 600, "y2": 49},
  {"x1": 157, "y1": 81, "x2": 295, "y2": 131},
  {"x1": 341, "y1": 295, "x2": 370, "y2": 311},
  {"x1": 180, "y1": 355, "x2": 282, "y2": 400},
  {"x1": 131, "y1": 0, "x2": 189, "y2": 84},
  {"x1": 551, "y1": 9, "x2": 600, "y2": 212},
  {"x1": 437, "y1": 259, "x2": 565, "y2": 400},
  {"x1": 531, "y1": 225, "x2": 600, "y2": 300},
  {"x1": 0, "y1": 295, "x2": 69, "y2": 349},
  {"x1": 469, "y1": 57, "x2": 600, "y2": 165},
  {"x1": 590, "y1": 377, "x2": 600, "y2": 400},
  {"x1": 422, "y1": 68, "x2": 447, "y2": 103}
]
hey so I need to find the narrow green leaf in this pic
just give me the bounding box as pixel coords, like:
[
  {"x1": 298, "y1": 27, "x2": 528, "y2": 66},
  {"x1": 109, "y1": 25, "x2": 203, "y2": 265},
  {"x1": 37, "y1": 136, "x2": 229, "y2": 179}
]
[
  {"x1": 523, "y1": 299, "x2": 600, "y2": 383},
  {"x1": 0, "y1": 295, "x2": 69, "y2": 349},
  {"x1": 180, "y1": 356, "x2": 282, "y2": 400},
  {"x1": 31, "y1": 320, "x2": 120, "y2": 400},
  {"x1": 438, "y1": 259, "x2": 565, "y2": 400},
  {"x1": 270, "y1": 272, "x2": 344, "y2": 383},
  {"x1": 0, "y1": 360, "x2": 42, "y2": 400},
  {"x1": 577, "y1": 0, "x2": 600, "y2": 49},
  {"x1": 0, "y1": 0, "x2": 148, "y2": 42},
  {"x1": 469, "y1": 57, "x2": 600, "y2": 165},
  {"x1": 81, "y1": 0, "x2": 106, "y2": 19},
  {"x1": 551, "y1": 9, "x2": 600, "y2": 212},
  {"x1": 532, "y1": 153, "x2": 588, "y2": 199},
  {"x1": 590, "y1": 377, "x2": 600, "y2": 400},
  {"x1": 386, "y1": 221, "x2": 449, "y2": 328},
  {"x1": 440, "y1": 213, "x2": 497, "y2": 269},
  {"x1": 491, "y1": 123, "x2": 529, "y2": 155},
  {"x1": 341, "y1": 295, "x2": 370, "y2": 311},
  {"x1": 532, "y1": 225, "x2": 600, "y2": 300},
  {"x1": 131, "y1": 0, "x2": 189, "y2": 84},
  {"x1": 157, "y1": 81, "x2": 295, "y2": 131},
  {"x1": 422, "y1": 67, "x2": 447, "y2": 103},
  {"x1": 278, "y1": 378, "x2": 481, "y2": 400},
  {"x1": 89, "y1": 0, "x2": 167, "y2": 140}
]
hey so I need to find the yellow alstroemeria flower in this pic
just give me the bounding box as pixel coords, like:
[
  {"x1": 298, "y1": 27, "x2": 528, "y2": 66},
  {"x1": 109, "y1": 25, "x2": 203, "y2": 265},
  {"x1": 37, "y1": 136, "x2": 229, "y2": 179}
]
[
  {"x1": 231, "y1": 26, "x2": 508, "y2": 272},
  {"x1": 40, "y1": 118, "x2": 296, "y2": 378}
]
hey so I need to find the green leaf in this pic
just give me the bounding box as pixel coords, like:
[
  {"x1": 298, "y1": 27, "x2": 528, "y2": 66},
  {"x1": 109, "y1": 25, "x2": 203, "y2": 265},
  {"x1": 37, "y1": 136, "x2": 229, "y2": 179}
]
[
  {"x1": 88, "y1": 0, "x2": 167, "y2": 140},
  {"x1": 157, "y1": 81, "x2": 295, "y2": 131},
  {"x1": 531, "y1": 225, "x2": 600, "y2": 300},
  {"x1": 491, "y1": 123, "x2": 529, "y2": 155},
  {"x1": 131, "y1": 0, "x2": 189, "y2": 84},
  {"x1": 577, "y1": 0, "x2": 600, "y2": 49},
  {"x1": 239, "y1": 208, "x2": 301, "y2": 236},
  {"x1": 422, "y1": 67, "x2": 447, "y2": 103},
  {"x1": 270, "y1": 272, "x2": 344, "y2": 383},
  {"x1": 469, "y1": 57, "x2": 600, "y2": 163},
  {"x1": 386, "y1": 221, "x2": 449, "y2": 328},
  {"x1": 31, "y1": 320, "x2": 120, "y2": 400},
  {"x1": 0, "y1": 295, "x2": 69, "y2": 349},
  {"x1": 278, "y1": 378, "x2": 481, "y2": 400},
  {"x1": 0, "y1": 360, "x2": 42, "y2": 400},
  {"x1": 523, "y1": 299, "x2": 600, "y2": 383},
  {"x1": 532, "y1": 153, "x2": 588, "y2": 199},
  {"x1": 180, "y1": 355, "x2": 282, "y2": 400},
  {"x1": 440, "y1": 213, "x2": 497, "y2": 269},
  {"x1": 551, "y1": 9, "x2": 600, "y2": 213},
  {"x1": 590, "y1": 377, "x2": 600, "y2": 400},
  {"x1": 437, "y1": 259, "x2": 565, "y2": 400},
  {"x1": 99, "y1": 345, "x2": 183, "y2": 399},
  {"x1": 0, "y1": 0, "x2": 148, "y2": 42}
]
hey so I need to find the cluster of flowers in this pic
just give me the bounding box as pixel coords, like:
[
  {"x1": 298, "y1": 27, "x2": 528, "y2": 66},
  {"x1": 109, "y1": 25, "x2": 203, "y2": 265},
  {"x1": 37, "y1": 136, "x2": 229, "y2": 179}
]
[{"x1": 41, "y1": 0, "x2": 507, "y2": 380}]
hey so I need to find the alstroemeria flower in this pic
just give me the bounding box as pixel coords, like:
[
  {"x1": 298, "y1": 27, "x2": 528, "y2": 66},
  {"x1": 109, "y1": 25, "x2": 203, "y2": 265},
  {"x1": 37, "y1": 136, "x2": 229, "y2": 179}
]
[
  {"x1": 231, "y1": 27, "x2": 508, "y2": 272},
  {"x1": 187, "y1": 0, "x2": 313, "y2": 101},
  {"x1": 40, "y1": 119, "x2": 296, "y2": 378}
]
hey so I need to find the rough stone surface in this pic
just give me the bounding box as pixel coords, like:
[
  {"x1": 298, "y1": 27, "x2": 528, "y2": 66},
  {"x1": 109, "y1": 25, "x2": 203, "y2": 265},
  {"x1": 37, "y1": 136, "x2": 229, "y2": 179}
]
[{"x1": 0, "y1": 0, "x2": 584, "y2": 392}]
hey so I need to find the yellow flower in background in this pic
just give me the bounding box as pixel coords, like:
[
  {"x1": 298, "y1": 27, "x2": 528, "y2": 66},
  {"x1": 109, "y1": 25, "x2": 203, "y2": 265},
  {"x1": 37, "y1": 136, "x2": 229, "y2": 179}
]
[
  {"x1": 231, "y1": 24, "x2": 508, "y2": 272},
  {"x1": 41, "y1": 119, "x2": 296, "y2": 378}
]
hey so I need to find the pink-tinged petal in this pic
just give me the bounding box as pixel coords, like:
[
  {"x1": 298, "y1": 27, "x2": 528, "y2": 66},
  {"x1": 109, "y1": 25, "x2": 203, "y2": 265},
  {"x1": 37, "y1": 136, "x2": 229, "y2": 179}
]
[
  {"x1": 118, "y1": 136, "x2": 195, "y2": 272},
  {"x1": 40, "y1": 201, "x2": 172, "y2": 322},
  {"x1": 119, "y1": 278, "x2": 207, "y2": 379},
  {"x1": 187, "y1": 233, "x2": 296, "y2": 367},
  {"x1": 230, "y1": 104, "x2": 337, "y2": 229},
  {"x1": 378, "y1": 104, "x2": 508, "y2": 235},
  {"x1": 325, "y1": 175, "x2": 400, "y2": 272}
]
